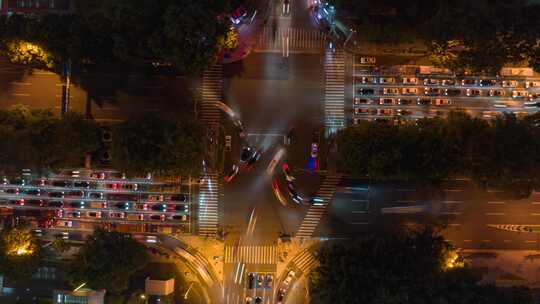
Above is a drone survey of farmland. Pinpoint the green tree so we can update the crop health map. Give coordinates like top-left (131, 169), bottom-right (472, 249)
top-left (0, 227), bottom-right (41, 281)
top-left (310, 227), bottom-right (533, 304)
top-left (111, 114), bottom-right (203, 176)
top-left (51, 239), bottom-right (71, 254)
top-left (67, 229), bottom-right (149, 295)
top-left (149, 0), bottom-right (230, 74)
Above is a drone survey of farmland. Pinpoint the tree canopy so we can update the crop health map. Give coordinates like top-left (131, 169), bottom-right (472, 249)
top-left (67, 229), bottom-right (149, 294)
top-left (0, 105), bottom-right (101, 173)
top-left (338, 111), bottom-right (540, 197)
top-left (0, 0), bottom-right (240, 74)
top-left (111, 113), bottom-right (204, 177)
top-left (330, 0), bottom-right (540, 73)
top-left (0, 227), bottom-right (41, 281)
top-left (310, 227), bottom-right (532, 304)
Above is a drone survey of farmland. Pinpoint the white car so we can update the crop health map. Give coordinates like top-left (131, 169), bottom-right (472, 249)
top-left (359, 76), bottom-right (376, 84)
top-left (502, 80), bottom-right (519, 87)
top-left (512, 90), bottom-right (529, 98)
top-left (401, 87), bottom-right (418, 95)
top-left (379, 77), bottom-right (395, 84)
top-left (402, 77), bottom-right (418, 84)
top-left (525, 81), bottom-right (540, 88)
top-left (359, 57), bottom-right (376, 64)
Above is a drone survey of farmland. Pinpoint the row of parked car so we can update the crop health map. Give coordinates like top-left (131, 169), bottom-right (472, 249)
top-left (354, 97), bottom-right (452, 106)
top-left (56, 209), bottom-right (188, 222)
top-left (356, 76), bottom-right (540, 88)
top-left (0, 186), bottom-right (188, 203)
top-left (357, 86), bottom-right (538, 100)
top-left (1, 198), bottom-right (189, 213)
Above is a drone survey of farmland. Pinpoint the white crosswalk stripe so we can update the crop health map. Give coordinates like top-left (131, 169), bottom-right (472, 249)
top-left (296, 174), bottom-right (342, 238)
top-left (255, 27), bottom-right (326, 53)
top-left (198, 173), bottom-right (220, 235)
top-left (291, 249), bottom-right (319, 274)
top-left (224, 245), bottom-right (278, 264)
top-left (324, 49), bottom-right (345, 133)
top-left (201, 64), bottom-right (222, 126)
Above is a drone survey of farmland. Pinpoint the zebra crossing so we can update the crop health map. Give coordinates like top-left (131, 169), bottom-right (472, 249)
top-left (198, 173), bottom-right (220, 235)
top-left (291, 249), bottom-right (319, 274)
top-left (224, 245), bottom-right (278, 264)
top-left (296, 174), bottom-right (342, 238)
top-left (323, 49), bottom-right (345, 133)
top-left (200, 64), bottom-right (223, 126)
top-left (255, 27), bottom-right (326, 53)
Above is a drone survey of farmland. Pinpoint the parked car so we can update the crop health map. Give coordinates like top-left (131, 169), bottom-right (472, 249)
top-left (512, 90), bottom-right (529, 98)
top-left (379, 77), bottom-right (395, 84)
top-left (359, 76), bottom-right (375, 84)
top-left (424, 87), bottom-right (443, 96)
top-left (441, 79), bottom-right (456, 86)
top-left (402, 77), bottom-right (418, 84)
top-left (525, 81), bottom-right (540, 88)
top-left (489, 89), bottom-right (505, 97)
top-left (502, 80), bottom-right (519, 87)
top-left (432, 98), bottom-right (451, 106)
top-left (354, 108), bottom-right (376, 115)
top-left (396, 109), bottom-right (412, 115)
top-left (378, 108), bottom-right (395, 115)
top-left (417, 98), bottom-right (431, 106)
top-left (398, 98), bottom-right (413, 105)
top-left (359, 57), bottom-right (376, 64)
top-left (479, 79), bottom-right (497, 86)
top-left (353, 97), bottom-right (375, 105)
top-left (401, 87), bottom-right (418, 95)
top-left (423, 78), bottom-right (439, 85)
top-left (445, 89), bottom-right (461, 96)
top-left (379, 98), bottom-right (396, 105)
top-left (357, 88), bottom-right (375, 95)
top-left (383, 87), bottom-right (400, 95)
top-left (466, 89), bottom-right (482, 97)
top-left (461, 79), bottom-right (477, 86)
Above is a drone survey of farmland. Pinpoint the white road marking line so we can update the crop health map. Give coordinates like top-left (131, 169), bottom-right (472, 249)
top-left (463, 239), bottom-right (472, 242)
top-left (487, 201), bottom-right (505, 204)
top-left (444, 189), bottom-right (464, 192)
top-left (485, 212), bottom-right (505, 216)
top-left (443, 201), bottom-right (462, 204)
top-left (10, 93), bottom-right (30, 96)
top-left (532, 202), bottom-right (540, 205)
top-left (350, 222), bottom-right (369, 225)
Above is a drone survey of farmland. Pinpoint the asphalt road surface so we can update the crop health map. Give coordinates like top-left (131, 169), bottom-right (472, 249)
top-left (317, 178), bottom-right (540, 250)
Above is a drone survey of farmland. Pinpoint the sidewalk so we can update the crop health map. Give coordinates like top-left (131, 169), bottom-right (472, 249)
top-left (463, 249), bottom-right (540, 288)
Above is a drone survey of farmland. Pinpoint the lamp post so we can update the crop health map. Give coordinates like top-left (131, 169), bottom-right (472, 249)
top-left (61, 59), bottom-right (72, 117)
